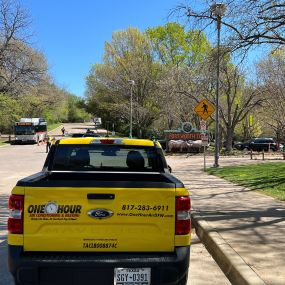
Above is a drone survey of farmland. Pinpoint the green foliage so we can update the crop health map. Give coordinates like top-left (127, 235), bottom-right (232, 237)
top-left (85, 25), bottom-right (212, 138)
top-left (234, 115), bottom-right (263, 140)
top-left (47, 123), bottom-right (62, 132)
top-left (0, 93), bottom-right (21, 132)
top-left (67, 95), bottom-right (90, 123)
top-left (0, 0), bottom-right (92, 131)
top-left (207, 163), bottom-right (285, 201)
top-left (86, 27), bottom-right (160, 138)
top-left (146, 23), bottom-right (210, 66)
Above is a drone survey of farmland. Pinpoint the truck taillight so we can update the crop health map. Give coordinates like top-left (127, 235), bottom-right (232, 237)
top-left (175, 196), bottom-right (191, 235)
top-left (8, 195), bottom-right (24, 234)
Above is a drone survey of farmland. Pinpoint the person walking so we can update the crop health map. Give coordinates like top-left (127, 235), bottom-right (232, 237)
top-left (36, 134), bottom-right (40, 145)
top-left (46, 135), bottom-right (51, 153)
top-left (61, 126), bottom-right (65, 136)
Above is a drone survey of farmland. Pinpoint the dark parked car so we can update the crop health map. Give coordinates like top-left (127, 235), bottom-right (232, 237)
top-left (233, 140), bottom-right (253, 150)
top-left (234, 138), bottom-right (278, 152)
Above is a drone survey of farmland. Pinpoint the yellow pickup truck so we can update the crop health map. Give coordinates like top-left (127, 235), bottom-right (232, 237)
top-left (8, 137), bottom-right (191, 285)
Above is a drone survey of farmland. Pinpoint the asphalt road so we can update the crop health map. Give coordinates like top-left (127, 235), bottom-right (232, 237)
top-left (0, 123), bottom-right (230, 285)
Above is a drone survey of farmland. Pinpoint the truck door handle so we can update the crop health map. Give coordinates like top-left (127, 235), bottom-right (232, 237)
top-left (87, 194), bottom-right (115, 200)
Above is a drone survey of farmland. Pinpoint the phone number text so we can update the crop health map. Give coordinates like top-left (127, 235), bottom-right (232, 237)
top-left (121, 205), bottom-right (169, 211)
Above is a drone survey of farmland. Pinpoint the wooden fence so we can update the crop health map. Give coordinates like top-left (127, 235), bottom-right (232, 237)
top-left (249, 150), bottom-right (285, 160)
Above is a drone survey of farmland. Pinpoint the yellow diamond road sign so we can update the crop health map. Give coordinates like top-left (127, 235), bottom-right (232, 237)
top-left (194, 99), bottom-right (215, 120)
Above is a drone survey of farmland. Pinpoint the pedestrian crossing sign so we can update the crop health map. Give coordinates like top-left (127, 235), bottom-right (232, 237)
top-left (194, 99), bottom-right (215, 120)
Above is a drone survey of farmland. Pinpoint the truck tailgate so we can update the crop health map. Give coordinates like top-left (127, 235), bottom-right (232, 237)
top-left (24, 186), bottom-right (176, 252)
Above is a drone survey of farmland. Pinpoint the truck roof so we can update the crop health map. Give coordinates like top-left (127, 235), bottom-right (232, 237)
top-left (58, 137), bottom-right (160, 147)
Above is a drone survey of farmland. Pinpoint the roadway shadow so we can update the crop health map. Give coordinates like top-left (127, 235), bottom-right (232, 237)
top-left (0, 194), bottom-right (14, 284)
top-left (0, 194), bottom-right (8, 237)
top-left (174, 169), bottom-right (285, 261)
top-left (197, 206), bottom-right (285, 233)
top-left (0, 240), bottom-right (14, 285)
top-left (193, 204), bottom-right (285, 277)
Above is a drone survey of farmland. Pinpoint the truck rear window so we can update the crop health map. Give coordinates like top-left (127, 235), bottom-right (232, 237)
top-left (51, 144), bottom-right (165, 172)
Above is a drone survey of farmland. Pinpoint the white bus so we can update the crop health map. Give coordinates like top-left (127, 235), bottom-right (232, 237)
top-left (14, 118), bottom-right (47, 144)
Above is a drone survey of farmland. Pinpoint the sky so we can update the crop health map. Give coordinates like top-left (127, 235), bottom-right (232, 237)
top-left (21, 0), bottom-right (183, 97)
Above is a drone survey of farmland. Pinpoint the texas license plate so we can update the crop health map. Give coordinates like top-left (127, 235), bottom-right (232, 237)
top-left (114, 268), bottom-right (151, 285)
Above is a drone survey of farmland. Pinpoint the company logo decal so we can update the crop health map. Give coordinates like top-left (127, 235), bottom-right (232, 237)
top-left (88, 209), bottom-right (113, 219)
top-left (27, 202), bottom-right (82, 221)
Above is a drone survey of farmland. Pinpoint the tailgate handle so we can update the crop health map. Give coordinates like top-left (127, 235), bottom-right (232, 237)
top-left (87, 194), bottom-right (115, 200)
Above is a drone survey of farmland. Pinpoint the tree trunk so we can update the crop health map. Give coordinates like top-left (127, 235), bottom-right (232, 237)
top-left (226, 127), bottom-right (234, 151)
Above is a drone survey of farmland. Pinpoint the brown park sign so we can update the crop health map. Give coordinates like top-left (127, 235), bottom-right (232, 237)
top-left (167, 132), bottom-right (202, 140)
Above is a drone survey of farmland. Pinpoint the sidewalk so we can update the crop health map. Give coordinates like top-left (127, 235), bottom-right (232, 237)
top-left (167, 156), bottom-right (285, 285)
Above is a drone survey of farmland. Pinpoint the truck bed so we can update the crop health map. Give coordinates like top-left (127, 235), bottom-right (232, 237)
top-left (17, 171), bottom-right (184, 188)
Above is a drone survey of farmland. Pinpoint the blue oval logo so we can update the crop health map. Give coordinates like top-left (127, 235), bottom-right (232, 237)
top-left (88, 209), bottom-right (113, 219)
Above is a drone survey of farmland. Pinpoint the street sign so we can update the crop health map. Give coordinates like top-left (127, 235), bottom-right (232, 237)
top-left (200, 120), bottom-right (207, 131)
top-left (201, 133), bottom-right (209, 146)
top-left (194, 99), bottom-right (215, 120)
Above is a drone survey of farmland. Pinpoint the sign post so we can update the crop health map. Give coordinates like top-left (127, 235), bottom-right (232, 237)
top-left (200, 120), bottom-right (208, 170)
top-left (195, 100), bottom-right (215, 171)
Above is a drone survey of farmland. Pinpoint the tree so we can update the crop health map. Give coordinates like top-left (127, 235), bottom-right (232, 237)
top-left (86, 27), bottom-right (160, 138)
top-left (146, 22), bottom-right (210, 66)
top-left (0, 42), bottom-right (48, 95)
top-left (146, 23), bottom-right (211, 133)
top-left (156, 64), bottom-right (207, 132)
top-left (20, 82), bottom-right (68, 122)
top-left (218, 65), bottom-right (263, 150)
top-left (67, 95), bottom-right (90, 123)
top-left (175, 1), bottom-right (285, 51)
top-left (174, 48), bottom-right (265, 150)
top-left (0, 92), bottom-right (21, 132)
top-left (0, 0), bottom-right (47, 95)
top-left (256, 50), bottom-right (285, 142)
top-left (0, 0), bottom-right (90, 131)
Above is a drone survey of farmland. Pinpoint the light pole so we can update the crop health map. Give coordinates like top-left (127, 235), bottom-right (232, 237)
top-left (211, 3), bottom-right (226, 168)
top-left (128, 80), bottom-right (135, 138)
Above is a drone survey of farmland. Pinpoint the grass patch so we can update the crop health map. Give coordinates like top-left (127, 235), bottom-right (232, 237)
top-left (47, 123), bottom-right (62, 132)
top-left (207, 162), bottom-right (285, 201)
top-left (0, 141), bottom-right (6, 146)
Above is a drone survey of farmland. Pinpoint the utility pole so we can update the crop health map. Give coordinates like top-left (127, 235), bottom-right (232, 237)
top-left (128, 80), bottom-right (135, 138)
top-left (211, 3), bottom-right (226, 168)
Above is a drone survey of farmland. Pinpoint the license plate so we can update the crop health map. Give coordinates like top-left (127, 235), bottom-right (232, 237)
top-left (114, 268), bottom-right (151, 285)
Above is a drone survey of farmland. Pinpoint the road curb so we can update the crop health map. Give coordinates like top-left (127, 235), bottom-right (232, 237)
top-left (0, 143), bottom-right (10, 148)
top-left (192, 213), bottom-right (267, 285)
top-left (47, 124), bottom-right (63, 134)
